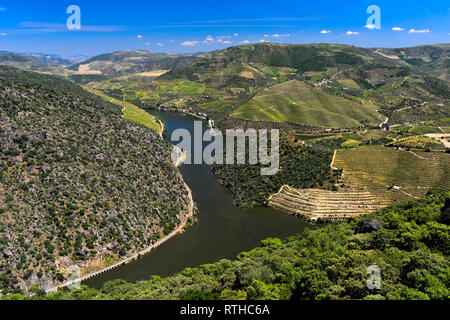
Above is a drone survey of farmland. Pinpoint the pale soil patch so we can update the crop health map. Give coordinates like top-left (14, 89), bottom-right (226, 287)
top-left (425, 133), bottom-right (450, 148)
top-left (375, 50), bottom-right (400, 60)
top-left (76, 64), bottom-right (102, 75)
top-left (135, 70), bottom-right (169, 77)
top-left (239, 71), bottom-right (255, 79)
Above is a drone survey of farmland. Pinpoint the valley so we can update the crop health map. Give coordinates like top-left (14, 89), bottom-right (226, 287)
top-left (0, 42), bottom-right (448, 300)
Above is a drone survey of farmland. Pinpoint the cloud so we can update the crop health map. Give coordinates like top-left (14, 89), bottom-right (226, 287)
top-left (259, 39), bottom-right (268, 43)
top-left (392, 27), bottom-right (404, 31)
top-left (137, 35), bottom-right (143, 38)
top-left (16, 21), bottom-right (125, 33)
top-left (408, 28), bottom-right (431, 33)
top-left (181, 41), bottom-right (198, 46)
top-left (272, 34), bottom-right (280, 38)
top-left (145, 42), bottom-right (150, 46)
top-left (320, 30), bottom-right (331, 34)
top-left (157, 43), bottom-right (164, 47)
top-left (234, 33), bottom-right (238, 36)
top-left (206, 36), bottom-right (214, 41)
top-left (0, 8), bottom-right (6, 12)
top-left (364, 24), bottom-right (376, 30)
top-left (241, 40), bottom-right (250, 43)
top-left (346, 31), bottom-right (359, 35)
top-left (222, 41), bottom-right (232, 44)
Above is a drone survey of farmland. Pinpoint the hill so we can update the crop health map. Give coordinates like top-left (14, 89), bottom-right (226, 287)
top-left (0, 66), bottom-right (191, 294)
top-left (68, 50), bottom-right (200, 78)
top-left (90, 43), bottom-right (448, 127)
top-left (6, 192), bottom-right (449, 300)
top-left (0, 52), bottom-right (74, 76)
top-left (232, 80), bottom-right (384, 127)
top-left (377, 44), bottom-right (449, 82)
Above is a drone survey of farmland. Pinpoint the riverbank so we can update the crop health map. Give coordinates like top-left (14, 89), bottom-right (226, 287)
top-left (82, 110), bottom-right (309, 289)
top-left (46, 168), bottom-right (195, 293)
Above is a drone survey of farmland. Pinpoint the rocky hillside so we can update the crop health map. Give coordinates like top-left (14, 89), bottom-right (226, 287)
top-left (0, 66), bottom-right (192, 294)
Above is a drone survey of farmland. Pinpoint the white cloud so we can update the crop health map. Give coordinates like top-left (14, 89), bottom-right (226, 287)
top-left (157, 43), bottom-right (163, 47)
top-left (392, 27), bottom-right (404, 31)
top-left (137, 35), bottom-right (143, 38)
top-left (234, 33), bottom-right (238, 36)
top-left (181, 41), bottom-right (198, 46)
top-left (223, 40), bottom-right (232, 44)
top-left (259, 39), bottom-right (268, 43)
top-left (145, 42), bottom-right (150, 46)
top-left (206, 36), bottom-right (214, 41)
top-left (346, 31), bottom-right (359, 35)
top-left (0, 33), bottom-right (7, 36)
top-left (272, 34), bottom-right (280, 38)
top-left (364, 24), bottom-right (376, 30)
top-left (320, 30), bottom-right (331, 34)
top-left (408, 28), bottom-right (431, 33)
top-left (241, 40), bottom-right (250, 43)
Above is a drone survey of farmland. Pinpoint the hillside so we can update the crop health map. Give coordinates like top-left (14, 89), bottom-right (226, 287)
top-left (0, 66), bottom-right (191, 294)
top-left (7, 192), bottom-right (449, 300)
top-left (0, 52), bottom-right (79, 77)
top-left (87, 43), bottom-right (449, 127)
top-left (232, 80), bottom-right (384, 127)
top-left (68, 50), bottom-right (200, 78)
top-left (377, 44), bottom-right (449, 81)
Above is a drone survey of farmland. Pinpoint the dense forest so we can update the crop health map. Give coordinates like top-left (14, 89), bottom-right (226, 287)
top-left (4, 191), bottom-right (448, 300)
top-left (0, 66), bottom-right (192, 294)
top-left (212, 135), bottom-right (341, 209)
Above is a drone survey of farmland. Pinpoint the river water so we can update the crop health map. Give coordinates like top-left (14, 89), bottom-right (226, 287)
top-left (84, 111), bottom-right (309, 288)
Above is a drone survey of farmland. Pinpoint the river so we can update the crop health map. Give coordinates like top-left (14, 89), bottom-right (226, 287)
top-left (84, 111), bottom-right (310, 289)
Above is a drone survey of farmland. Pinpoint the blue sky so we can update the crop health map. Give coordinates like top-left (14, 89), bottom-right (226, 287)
top-left (0, 0), bottom-right (448, 57)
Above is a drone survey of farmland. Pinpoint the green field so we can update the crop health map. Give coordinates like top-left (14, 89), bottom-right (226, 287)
top-left (231, 80), bottom-right (384, 128)
top-left (85, 87), bottom-right (161, 133)
top-left (334, 145), bottom-right (450, 203)
top-left (393, 125), bottom-right (445, 135)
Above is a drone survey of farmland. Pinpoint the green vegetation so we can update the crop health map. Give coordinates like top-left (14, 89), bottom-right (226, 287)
top-left (0, 66), bottom-right (191, 294)
top-left (68, 50), bottom-right (200, 78)
top-left (85, 87), bottom-right (161, 132)
top-left (334, 145), bottom-right (450, 203)
top-left (232, 80), bottom-right (384, 128)
top-left (6, 192), bottom-right (449, 300)
top-left (341, 139), bottom-right (363, 148)
top-left (212, 135), bottom-right (340, 209)
top-left (80, 44), bottom-right (448, 128)
top-left (379, 44), bottom-right (450, 81)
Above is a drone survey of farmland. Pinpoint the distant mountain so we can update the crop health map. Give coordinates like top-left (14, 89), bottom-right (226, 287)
top-left (151, 43), bottom-right (449, 125)
top-left (0, 66), bottom-right (191, 294)
top-left (0, 52), bottom-right (72, 75)
top-left (377, 44), bottom-right (449, 82)
top-left (68, 50), bottom-right (201, 77)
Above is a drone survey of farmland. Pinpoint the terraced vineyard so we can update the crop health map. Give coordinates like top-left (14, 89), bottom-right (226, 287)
top-left (232, 80), bottom-right (384, 128)
top-left (269, 186), bottom-right (387, 221)
top-left (333, 145), bottom-right (450, 203)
